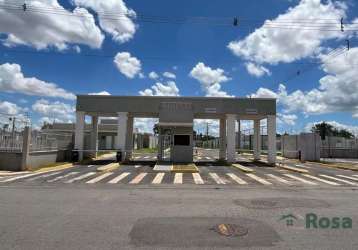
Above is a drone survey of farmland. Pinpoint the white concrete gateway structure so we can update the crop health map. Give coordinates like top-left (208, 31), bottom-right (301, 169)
top-left (75, 96), bottom-right (277, 164)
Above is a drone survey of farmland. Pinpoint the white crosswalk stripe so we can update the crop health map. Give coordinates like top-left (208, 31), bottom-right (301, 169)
top-left (319, 175), bottom-right (358, 186)
top-left (0, 172), bottom-right (44, 183)
top-left (143, 156), bottom-right (150, 159)
top-left (26, 171), bottom-right (61, 181)
top-left (336, 175), bottom-right (358, 181)
top-left (174, 173), bottom-right (183, 184)
top-left (47, 172), bottom-right (79, 183)
top-left (205, 157), bottom-right (212, 160)
top-left (265, 174), bottom-right (291, 185)
top-left (302, 174), bottom-right (341, 186)
top-left (209, 173), bottom-right (226, 184)
top-left (129, 173), bottom-right (147, 184)
top-left (246, 173), bottom-right (272, 185)
top-left (64, 172), bottom-right (96, 183)
top-left (192, 173), bottom-right (204, 184)
top-left (226, 173), bottom-right (247, 184)
top-left (86, 172), bottom-right (113, 184)
top-left (152, 173), bottom-right (165, 184)
top-left (283, 174), bottom-right (317, 185)
top-left (196, 156), bottom-right (202, 160)
top-left (108, 172), bottom-right (130, 184)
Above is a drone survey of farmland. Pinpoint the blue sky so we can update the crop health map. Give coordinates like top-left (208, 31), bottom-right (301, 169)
top-left (0, 0), bottom-right (358, 135)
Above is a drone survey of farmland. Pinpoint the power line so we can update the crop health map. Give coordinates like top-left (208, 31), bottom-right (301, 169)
top-left (1, 3), bottom-right (358, 30)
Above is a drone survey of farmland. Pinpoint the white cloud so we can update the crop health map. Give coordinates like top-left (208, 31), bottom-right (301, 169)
top-left (0, 63), bottom-right (75, 100)
top-left (194, 119), bottom-right (219, 137)
top-left (228, 0), bottom-right (346, 65)
top-left (134, 118), bottom-right (158, 134)
top-left (189, 62), bottom-right (233, 97)
top-left (88, 91), bottom-right (111, 95)
top-left (139, 81), bottom-right (179, 96)
top-left (149, 71), bottom-right (159, 80)
top-left (304, 121), bottom-right (358, 137)
top-left (32, 99), bottom-right (75, 122)
top-left (277, 113), bottom-right (297, 126)
top-left (163, 71), bottom-right (176, 79)
top-left (0, 100), bottom-right (22, 115)
top-left (245, 62), bottom-right (271, 77)
top-left (250, 87), bottom-right (278, 99)
top-left (114, 52), bottom-right (142, 79)
top-left (0, 0), bottom-right (104, 50)
top-left (250, 47), bottom-right (358, 118)
top-left (73, 0), bottom-right (137, 44)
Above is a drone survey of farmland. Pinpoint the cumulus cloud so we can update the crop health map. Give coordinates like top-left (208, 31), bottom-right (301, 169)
top-left (245, 62), bottom-right (271, 77)
top-left (0, 63), bottom-right (75, 100)
top-left (0, 0), bottom-right (104, 50)
top-left (134, 118), bottom-right (158, 134)
top-left (189, 62), bottom-right (233, 97)
top-left (0, 100), bottom-right (23, 115)
top-left (73, 0), bottom-right (137, 44)
top-left (139, 81), bottom-right (179, 96)
top-left (251, 47), bottom-right (358, 118)
top-left (32, 99), bottom-right (75, 122)
top-left (277, 113), bottom-right (298, 126)
top-left (228, 0), bottom-right (346, 65)
top-left (163, 71), bottom-right (176, 79)
top-left (114, 52), bottom-right (142, 79)
top-left (88, 91), bottom-right (111, 95)
top-left (148, 71), bottom-right (159, 80)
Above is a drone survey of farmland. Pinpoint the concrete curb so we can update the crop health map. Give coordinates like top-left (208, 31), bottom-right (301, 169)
top-left (33, 163), bottom-right (74, 173)
top-left (232, 164), bottom-right (255, 173)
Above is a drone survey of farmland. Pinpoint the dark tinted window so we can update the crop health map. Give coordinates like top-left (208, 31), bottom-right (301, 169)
top-left (174, 135), bottom-right (190, 146)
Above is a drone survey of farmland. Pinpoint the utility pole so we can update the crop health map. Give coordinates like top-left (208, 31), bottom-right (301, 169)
top-left (206, 122), bottom-right (209, 148)
top-left (11, 117), bottom-right (16, 149)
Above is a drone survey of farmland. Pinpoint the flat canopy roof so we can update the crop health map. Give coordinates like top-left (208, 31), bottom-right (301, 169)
top-left (76, 95), bottom-right (276, 119)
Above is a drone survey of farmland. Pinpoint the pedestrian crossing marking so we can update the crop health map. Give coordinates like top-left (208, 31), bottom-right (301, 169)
top-left (26, 171), bottom-right (61, 181)
top-left (209, 173), bottom-right (226, 184)
top-left (174, 173), bottom-right (183, 184)
top-left (47, 172), bottom-right (79, 183)
top-left (302, 174), bottom-right (341, 186)
top-left (0, 172), bottom-right (44, 183)
top-left (319, 175), bottom-right (358, 186)
top-left (265, 174), bottom-right (291, 185)
top-left (86, 172), bottom-right (113, 184)
top-left (226, 173), bottom-right (247, 184)
top-left (152, 173), bottom-right (165, 184)
top-left (205, 157), bottom-right (212, 160)
top-left (192, 173), bottom-right (204, 184)
top-left (65, 172), bottom-right (96, 183)
top-left (129, 173), bottom-right (147, 184)
top-left (283, 174), bottom-right (317, 185)
top-left (196, 156), bottom-right (202, 160)
top-left (108, 172), bottom-right (130, 184)
top-left (143, 156), bottom-right (150, 159)
top-left (246, 174), bottom-right (272, 185)
top-left (336, 175), bottom-right (358, 181)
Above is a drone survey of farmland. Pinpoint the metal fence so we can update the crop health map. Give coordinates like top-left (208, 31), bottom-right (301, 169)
top-left (30, 131), bottom-right (73, 152)
top-left (0, 114), bottom-right (29, 152)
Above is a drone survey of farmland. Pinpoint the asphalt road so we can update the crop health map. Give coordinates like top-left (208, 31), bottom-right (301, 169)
top-left (1, 151), bottom-right (358, 250)
top-left (1, 184), bottom-right (358, 250)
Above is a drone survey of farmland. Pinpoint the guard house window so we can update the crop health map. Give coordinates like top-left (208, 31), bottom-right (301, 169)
top-left (174, 135), bottom-right (190, 146)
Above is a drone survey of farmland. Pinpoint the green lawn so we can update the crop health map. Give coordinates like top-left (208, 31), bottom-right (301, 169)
top-left (134, 148), bottom-right (158, 154)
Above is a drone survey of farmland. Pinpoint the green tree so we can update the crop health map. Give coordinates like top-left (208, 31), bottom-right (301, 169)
top-left (311, 122), bottom-right (354, 139)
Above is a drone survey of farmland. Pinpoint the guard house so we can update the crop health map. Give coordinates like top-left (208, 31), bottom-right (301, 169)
top-left (75, 96), bottom-right (277, 164)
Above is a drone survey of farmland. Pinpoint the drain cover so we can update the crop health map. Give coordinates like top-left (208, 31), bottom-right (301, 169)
top-left (211, 224), bottom-right (248, 237)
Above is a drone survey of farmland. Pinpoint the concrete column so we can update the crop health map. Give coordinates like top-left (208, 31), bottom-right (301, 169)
top-left (75, 111), bottom-right (85, 161)
top-left (117, 112), bottom-right (128, 161)
top-left (125, 114), bottom-right (134, 161)
top-left (267, 115), bottom-right (277, 165)
top-left (219, 117), bottom-right (227, 160)
top-left (90, 116), bottom-right (98, 158)
top-left (237, 120), bottom-right (241, 151)
top-left (253, 119), bottom-right (261, 160)
top-left (226, 114), bottom-right (236, 163)
top-left (21, 126), bottom-right (30, 170)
